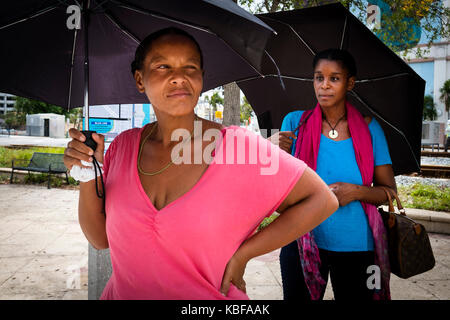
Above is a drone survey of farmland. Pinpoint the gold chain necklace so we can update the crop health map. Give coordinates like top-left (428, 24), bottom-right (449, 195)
top-left (138, 116), bottom-right (197, 176)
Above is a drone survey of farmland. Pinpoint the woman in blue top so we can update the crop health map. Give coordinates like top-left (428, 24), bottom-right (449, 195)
top-left (268, 49), bottom-right (397, 300)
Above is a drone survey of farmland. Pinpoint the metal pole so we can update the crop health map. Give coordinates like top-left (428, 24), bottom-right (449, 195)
top-left (82, 1), bottom-right (113, 299)
top-left (83, 0), bottom-right (90, 130)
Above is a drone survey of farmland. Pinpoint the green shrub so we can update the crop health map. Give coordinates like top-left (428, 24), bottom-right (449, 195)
top-left (410, 185), bottom-right (439, 199)
top-left (0, 146), bottom-right (65, 168)
top-left (258, 213), bottom-right (279, 231)
top-left (398, 183), bottom-right (450, 212)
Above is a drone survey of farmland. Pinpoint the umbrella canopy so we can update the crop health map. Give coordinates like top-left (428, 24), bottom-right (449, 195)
top-left (0, 0), bottom-right (274, 109)
top-left (238, 3), bottom-right (425, 176)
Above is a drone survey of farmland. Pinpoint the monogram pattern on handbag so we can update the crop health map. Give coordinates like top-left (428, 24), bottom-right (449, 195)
top-left (378, 187), bottom-right (435, 279)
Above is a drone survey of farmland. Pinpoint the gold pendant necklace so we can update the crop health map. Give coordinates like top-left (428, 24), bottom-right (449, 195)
top-left (138, 115), bottom-right (198, 176)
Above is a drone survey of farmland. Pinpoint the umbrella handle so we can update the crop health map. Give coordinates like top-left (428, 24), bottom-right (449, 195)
top-left (292, 109), bottom-right (314, 134)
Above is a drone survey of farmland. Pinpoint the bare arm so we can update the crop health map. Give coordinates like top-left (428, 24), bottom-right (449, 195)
top-left (267, 131), bottom-right (297, 154)
top-left (64, 129), bottom-right (109, 250)
top-left (220, 167), bottom-right (338, 295)
top-left (329, 164), bottom-right (396, 207)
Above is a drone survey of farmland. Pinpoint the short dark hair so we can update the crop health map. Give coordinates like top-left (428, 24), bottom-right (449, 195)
top-left (131, 27), bottom-right (204, 75)
top-left (313, 49), bottom-right (357, 78)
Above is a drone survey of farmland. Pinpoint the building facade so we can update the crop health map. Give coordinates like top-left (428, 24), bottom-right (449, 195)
top-left (404, 7), bottom-right (450, 123)
top-left (367, 0), bottom-right (449, 145)
top-left (0, 92), bottom-right (15, 115)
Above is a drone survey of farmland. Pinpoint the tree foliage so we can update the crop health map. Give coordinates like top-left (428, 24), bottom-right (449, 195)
top-left (15, 97), bottom-right (69, 116)
top-left (240, 96), bottom-right (255, 123)
top-left (440, 79), bottom-right (450, 112)
top-left (423, 94), bottom-right (437, 121)
top-left (4, 111), bottom-right (26, 129)
top-left (9, 97), bottom-right (82, 128)
top-left (239, 0), bottom-right (450, 56)
top-left (204, 90), bottom-right (224, 112)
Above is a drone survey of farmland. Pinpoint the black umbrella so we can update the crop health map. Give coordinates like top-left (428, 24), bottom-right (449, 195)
top-left (238, 3), bottom-right (425, 176)
top-left (0, 0), bottom-right (274, 128)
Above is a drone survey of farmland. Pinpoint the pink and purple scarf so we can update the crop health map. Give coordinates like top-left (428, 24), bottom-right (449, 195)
top-left (294, 102), bottom-right (391, 300)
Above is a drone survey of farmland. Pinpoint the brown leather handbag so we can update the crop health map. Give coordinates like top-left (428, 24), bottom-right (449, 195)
top-left (378, 186), bottom-right (435, 279)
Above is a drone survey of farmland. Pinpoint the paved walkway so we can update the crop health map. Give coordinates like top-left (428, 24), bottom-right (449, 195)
top-left (0, 134), bottom-right (71, 148)
top-left (0, 184), bottom-right (449, 300)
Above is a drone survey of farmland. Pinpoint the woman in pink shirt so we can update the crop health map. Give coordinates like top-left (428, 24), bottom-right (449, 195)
top-left (63, 27), bottom-right (338, 300)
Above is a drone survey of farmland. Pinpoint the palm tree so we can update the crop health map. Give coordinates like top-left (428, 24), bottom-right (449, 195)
top-left (440, 79), bottom-right (450, 112)
top-left (423, 95), bottom-right (437, 121)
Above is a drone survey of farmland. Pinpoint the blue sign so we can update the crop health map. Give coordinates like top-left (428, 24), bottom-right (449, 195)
top-left (82, 118), bottom-right (114, 133)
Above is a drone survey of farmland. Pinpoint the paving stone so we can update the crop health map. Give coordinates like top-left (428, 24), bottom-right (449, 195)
top-left (247, 285), bottom-right (283, 300)
top-left (0, 184), bottom-right (449, 300)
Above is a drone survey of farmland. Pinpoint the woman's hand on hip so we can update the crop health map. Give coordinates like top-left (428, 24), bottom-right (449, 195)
top-left (220, 252), bottom-right (248, 296)
top-left (267, 131), bottom-right (296, 154)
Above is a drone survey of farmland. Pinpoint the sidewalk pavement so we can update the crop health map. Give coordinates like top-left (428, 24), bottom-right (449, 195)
top-left (0, 134), bottom-right (71, 148)
top-left (0, 184), bottom-right (449, 300)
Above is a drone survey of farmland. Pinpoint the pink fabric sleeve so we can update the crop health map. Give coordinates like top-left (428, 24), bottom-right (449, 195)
top-left (102, 136), bottom-right (117, 182)
top-left (218, 127), bottom-right (308, 224)
top-left (250, 129), bottom-right (308, 216)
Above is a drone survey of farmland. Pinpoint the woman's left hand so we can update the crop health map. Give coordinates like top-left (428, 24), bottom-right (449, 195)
top-left (220, 253), bottom-right (248, 296)
top-left (328, 182), bottom-right (357, 207)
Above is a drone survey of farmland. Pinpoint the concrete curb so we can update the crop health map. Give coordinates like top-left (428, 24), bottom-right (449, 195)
top-left (378, 206), bottom-right (450, 235)
top-left (404, 208), bottom-right (450, 235)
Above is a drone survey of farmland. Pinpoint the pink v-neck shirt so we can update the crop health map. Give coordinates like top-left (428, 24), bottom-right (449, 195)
top-left (99, 125), bottom-right (306, 300)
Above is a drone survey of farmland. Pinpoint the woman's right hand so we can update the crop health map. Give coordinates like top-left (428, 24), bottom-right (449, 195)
top-left (64, 128), bottom-right (105, 170)
top-left (267, 131), bottom-right (296, 154)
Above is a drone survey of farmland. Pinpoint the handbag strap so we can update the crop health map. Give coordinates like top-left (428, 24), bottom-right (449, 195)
top-left (380, 186), bottom-right (406, 216)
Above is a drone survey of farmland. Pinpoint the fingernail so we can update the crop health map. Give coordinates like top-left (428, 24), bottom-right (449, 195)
top-left (89, 150), bottom-right (93, 155)
top-left (89, 157), bottom-right (93, 162)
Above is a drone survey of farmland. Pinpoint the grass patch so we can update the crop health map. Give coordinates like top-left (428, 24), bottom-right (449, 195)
top-left (257, 183), bottom-right (450, 231)
top-left (0, 146), bottom-right (79, 189)
top-left (258, 213), bottom-right (279, 231)
top-left (0, 146), bottom-right (65, 168)
top-left (397, 183), bottom-right (450, 212)
top-left (22, 172), bottom-right (79, 188)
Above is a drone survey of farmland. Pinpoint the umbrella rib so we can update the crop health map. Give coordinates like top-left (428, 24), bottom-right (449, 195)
top-left (67, 28), bottom-right (78, 110)
top-left (355, 73), bottom-right (410, 83)
top-left (236, 74), bottom-right (313, 84)
top-left (264, 51), bottom-right (286, 90)
top-left (260, 16), bottom-right (316, 56)
top-left (236, 75), bottom-right (265, 84)
top-left (237, 73), bottom-right (409, 84)
top-left (340, 15), bottom-right (348, 50)
top-left (112, 0), bottom-right (264, 78)
top-left (91, 0), bottom-right (110, 12)
top-left (103, 11), bottom-right (140, 44)
top-left (348, 90), bottom-right (421, 170)
top-left (113, 1), bottom-right (215, 35)
top-left (92, 0), bottom-right (140, 43)
top-left (0, 5), bottom-right (58, 30)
